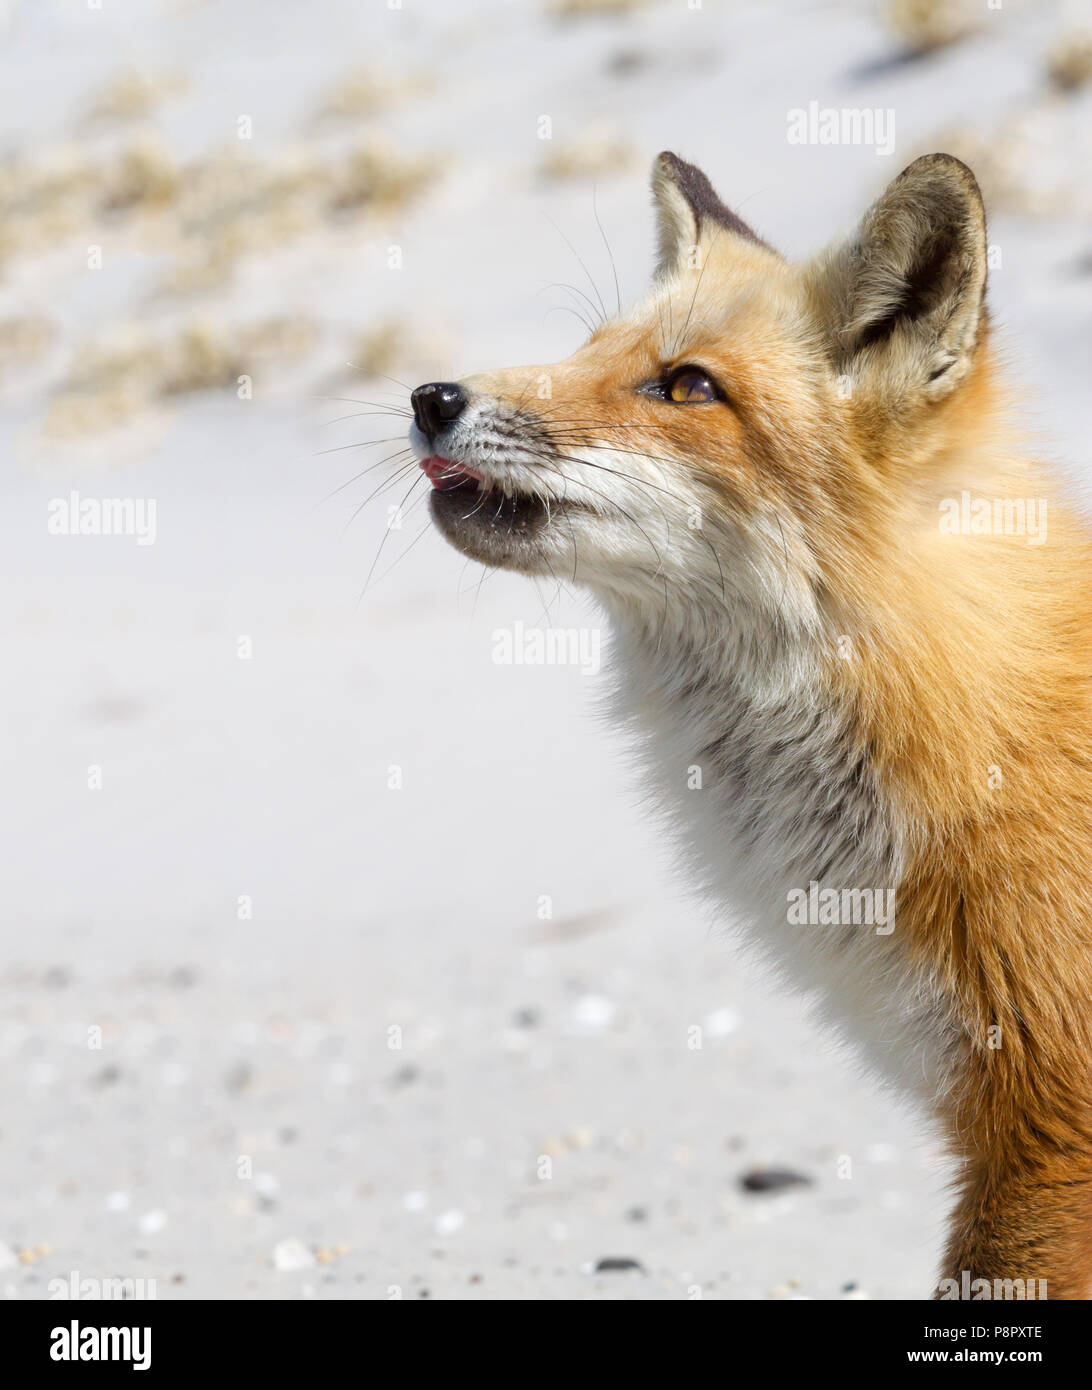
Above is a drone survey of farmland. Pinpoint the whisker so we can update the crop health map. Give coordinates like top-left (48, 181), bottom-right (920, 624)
top-left (544, 214), bottom-right (608, 326)
top-left (470, 561), bottom-right (497, 620)
top-left (539, 279), bottom-right (603, 321)
top-left (322, 410), bottom-right (415, 427)
top-left (344, 459), bottom-right (420, 531)
top-left (359, 472), bottom-right (428, 601)
top-left (314, 395), bottom-right (413, 413)
top-left (317, 447), bottom-right (416, 507)
top-left (316, 434), bottom-right (410, 457)
top-left (545, 304), bottom-right (598, 337)
top-left (592, 185), bottom-right (622, 318)
top-left (371, 516), bottom-right (434, 587)
top-left (371, 370), bottom-right (415, 393)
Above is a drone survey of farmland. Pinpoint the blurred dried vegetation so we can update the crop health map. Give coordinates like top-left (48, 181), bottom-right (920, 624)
top-left (3, 9), bottom-right (1089, 443)
top-left (885, 0), bottom-right (979, 54)
top-left (1, 61), bottom-right (435, 438)
top-left (1046, 29), bottom-right (1092, 93)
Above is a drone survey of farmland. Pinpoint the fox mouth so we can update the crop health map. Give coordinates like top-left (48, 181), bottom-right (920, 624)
top-left (420, 456), bottom-right (485, 493)
top-left (422, 454), bottom-right (560, 569)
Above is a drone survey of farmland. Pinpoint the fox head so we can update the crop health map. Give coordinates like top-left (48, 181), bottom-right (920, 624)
top-left (410, 151), bottom-right (989, 641)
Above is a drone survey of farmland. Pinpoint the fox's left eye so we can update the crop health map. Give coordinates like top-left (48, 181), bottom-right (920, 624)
top-left (667, 368), bottom-right (718, 403)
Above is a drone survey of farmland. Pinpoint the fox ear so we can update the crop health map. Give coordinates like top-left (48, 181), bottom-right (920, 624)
top-left (651, 151), bottom-right (769, 278)
top-left (812, 154), bottom-right (987, 401)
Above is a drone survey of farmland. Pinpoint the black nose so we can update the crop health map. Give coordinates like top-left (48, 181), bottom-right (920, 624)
top-left (411, 381), bottom-right (468, 441)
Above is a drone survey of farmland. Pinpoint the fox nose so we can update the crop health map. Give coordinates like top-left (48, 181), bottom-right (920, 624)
top-left (411, 381), bottom-right (468, 441)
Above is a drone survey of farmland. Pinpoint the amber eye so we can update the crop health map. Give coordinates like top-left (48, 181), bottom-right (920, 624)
top-left (667, 369), bottom-right (718, 403)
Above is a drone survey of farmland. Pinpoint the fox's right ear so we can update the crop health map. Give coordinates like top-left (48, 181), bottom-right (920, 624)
top-left (651, 151), bottom-right (769, 279)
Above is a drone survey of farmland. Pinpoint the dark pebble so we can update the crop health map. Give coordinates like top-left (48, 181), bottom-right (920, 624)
top-left (594, 1257), bottom-right (645, 1273)
top-left (740, 1167), bottom-right (813, 1194)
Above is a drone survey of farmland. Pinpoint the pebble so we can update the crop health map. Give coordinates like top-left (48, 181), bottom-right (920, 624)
top-left (703, 1006), bottom-right (741, 1038)
top-left (272, 1238), bottom-right (315, 1272)
top-left (740, 1168), bottom-right (812, 1194)
top-left (594, 1256), bottom-right (645, 1273)
top-left (570, 994), bottom-right (616, 1034)
top-left (434, 1209), bottom-right (464, 1236)
top-left (105, 1190), bottom-right (130, 1212)
top-left (138, 1210), bottom-right (168, 1234)
top-left (0, 1244), bottom-right (17, 1271)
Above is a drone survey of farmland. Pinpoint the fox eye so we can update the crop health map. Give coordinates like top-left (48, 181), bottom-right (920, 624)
top-left (666, 368), bottom-right (718, 403)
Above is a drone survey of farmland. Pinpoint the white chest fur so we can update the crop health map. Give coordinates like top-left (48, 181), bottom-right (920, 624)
top-left (607, 618), bottom-right (953, 1105)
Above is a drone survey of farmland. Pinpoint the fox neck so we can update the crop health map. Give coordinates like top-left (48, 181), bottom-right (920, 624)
top-left (600, 590), bottom-right (956, 1101)
top-left (603, 595), bottom-right (882, 895)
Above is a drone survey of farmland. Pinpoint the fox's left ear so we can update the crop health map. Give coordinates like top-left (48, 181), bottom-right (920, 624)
top-left (809, 154), bottom-right (987, 402)
top-left (651, 151), bottom-right (770, 278)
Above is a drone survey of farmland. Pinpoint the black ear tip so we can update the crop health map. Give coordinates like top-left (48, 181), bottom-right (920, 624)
top-left (651, 151), bottom-right (774, 256)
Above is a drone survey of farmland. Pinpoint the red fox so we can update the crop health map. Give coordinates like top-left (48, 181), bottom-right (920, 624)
top-left (409, 152), bottom-right (1092, 1299)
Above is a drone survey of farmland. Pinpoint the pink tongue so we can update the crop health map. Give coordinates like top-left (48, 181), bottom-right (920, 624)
top-left (421, 457), bottom-right (480, 491)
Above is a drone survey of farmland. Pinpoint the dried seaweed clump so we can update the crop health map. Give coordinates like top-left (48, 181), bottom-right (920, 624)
top-left (885, 0), bottom-right (979, 54)
top-left (45, 316), bottom-right (316, 436)
top-left (1046, 31), bottom-right (1092, 93)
